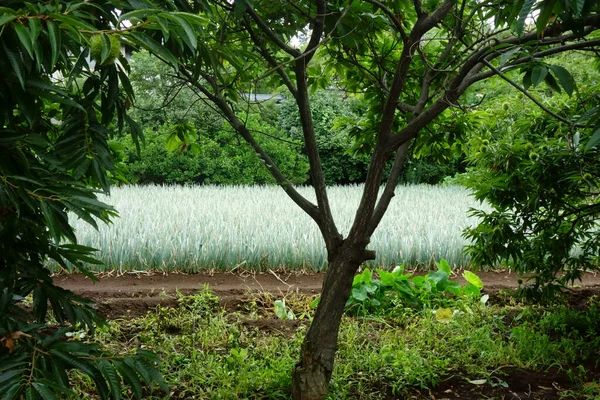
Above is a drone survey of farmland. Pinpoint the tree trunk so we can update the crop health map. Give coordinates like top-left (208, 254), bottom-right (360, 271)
top-left (291, 247), bottom-right (365, 400)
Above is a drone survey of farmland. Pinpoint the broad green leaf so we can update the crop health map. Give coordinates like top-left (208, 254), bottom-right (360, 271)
top-left (273, 299), bottom-right (288, 319)
top-left (436, 259), bottom-right (451, 275)
top-left (353, 268), bottom-right (372, 285)
top-left (544, 72), bottom-right (561, 93)
top-left (351, 285), bottom-right (368, 301)
top-left (427, 270), bottom-right (449, 290)
top-left (0, 14), bottom-right (16, 27)
top-left (531, 65), bottom-right (548, 86)
top-left (462, 271), bottom-right (483, 288)
top-left (549, 64), bottom-right (576, 96)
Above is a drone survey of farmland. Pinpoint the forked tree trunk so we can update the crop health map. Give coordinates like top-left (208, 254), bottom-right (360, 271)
top-left (291, 247), bottom-right (365, 400)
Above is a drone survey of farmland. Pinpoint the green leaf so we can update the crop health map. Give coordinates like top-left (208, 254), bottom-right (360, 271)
top-left (516, 0), bottom-right (535, 35)
top-left (436, 259), bottom-right (451, 275)
top-left (29, 18), bottom-right (42, 47)
top-left (427, 270), bottom-right (449, 290)
top-left (129, 32), bottom-right (179, 68)
top-left (234, 0), bottom-right (253, 18)
top-left (273, 299), bottom-right (289, 319)
top-left (531, 65), bottom-right (548, 86)
top-left (97, 360), bottom-right (121, 400)
top-left (40, 200), bottom-right (61, 243)
top-left (462, 271), bottom-right (483, 289)
top-left (0, 14), bottom-right (16, 27)
top-left (13, 23), bottom-right (34, 59)
top-left (351, 285), bottom-right (368, 301)
top-left (549, 65), bottom-right (576, 96)
top-left (164, 14), bottom-right (197, 50)
top-left (46, 22), bottom-right (61, 69)
top-left (584, 126), bottom-right (600, 150)
top-left (544, 72), bottom-right (561, 93)
top-left (1, 382), bottom-right (23, 400)
top-left (0, 370), bottom-right (21, 385)
top-left (31, 383), bottom-right (58, 400)
top-left (114, 361), bottom-right (143, 400)
top-left (118, 9), bottom-right (159, 23)
top-left (536, 0), bottom-right (557, 35)
top-left (3, 42), bottom-right (25, 88)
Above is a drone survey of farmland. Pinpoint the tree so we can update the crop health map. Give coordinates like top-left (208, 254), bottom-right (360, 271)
top-left (144, 1), bottom-right (600, 398)
top-left (461, 53), bottom-right (600, 300)
top-left (0, 1), bottom-right (203, 397)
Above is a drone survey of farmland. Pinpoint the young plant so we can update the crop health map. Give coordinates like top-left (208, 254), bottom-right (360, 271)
top-left (345, 259), bottom-right (484, 314)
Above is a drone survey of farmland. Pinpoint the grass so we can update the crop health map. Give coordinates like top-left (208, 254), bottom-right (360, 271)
top-left (66, 184), bottom-right (489, 272)
top-left (75, 289), bottom-right (600, 399)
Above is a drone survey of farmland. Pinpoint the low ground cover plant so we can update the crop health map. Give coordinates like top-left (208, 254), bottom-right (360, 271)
top-left (71, 288), bottom-right (600, 399)
top-left (345, 259), bottom-right (484, 315)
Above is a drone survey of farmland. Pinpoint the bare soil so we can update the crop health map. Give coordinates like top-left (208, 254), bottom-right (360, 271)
top-left (54, 270), bottom-right (600, 319)
top-left (53, 270), bottom-right (600, 399)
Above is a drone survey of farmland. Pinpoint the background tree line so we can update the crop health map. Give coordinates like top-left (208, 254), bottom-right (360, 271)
top-left (113, 51), bottom-right (462, 185)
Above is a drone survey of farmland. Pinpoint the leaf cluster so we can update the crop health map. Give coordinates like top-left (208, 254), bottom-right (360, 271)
top-left (345, 259), bottom-right (484, 315)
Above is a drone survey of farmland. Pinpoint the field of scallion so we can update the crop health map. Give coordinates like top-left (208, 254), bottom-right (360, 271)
top-left (65, 184), bottom-right (489, 272)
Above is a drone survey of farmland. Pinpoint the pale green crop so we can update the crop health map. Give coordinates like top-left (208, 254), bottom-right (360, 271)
top-left (66, 184), bottom-right (488, 272)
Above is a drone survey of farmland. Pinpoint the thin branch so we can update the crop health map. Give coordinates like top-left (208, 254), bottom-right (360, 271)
top-left (366, 141), bottom-right (410, 237)
top-left (243, 18), bottom-right (298, 97)
top-left (246, 7), bottom-right (300, 57)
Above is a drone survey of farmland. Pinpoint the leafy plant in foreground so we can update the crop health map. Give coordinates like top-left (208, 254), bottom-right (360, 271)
top-left (345, 260), bottom-right (484, 314)
top-left (0, 1), bottom-right (208, 397)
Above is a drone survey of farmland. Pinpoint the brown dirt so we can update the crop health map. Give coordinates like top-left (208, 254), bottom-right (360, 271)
top-left (53, 270), bottom-right (600, 399)
top-left (53, 270), bottom-right (600, 319)
top-left (404, 365), bottom-right (600, 399)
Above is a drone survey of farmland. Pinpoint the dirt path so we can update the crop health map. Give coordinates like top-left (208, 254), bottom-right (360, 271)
top-left (54, 270), bottom-right (600, 318)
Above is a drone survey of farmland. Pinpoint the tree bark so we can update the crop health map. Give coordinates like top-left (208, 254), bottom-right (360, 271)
top-left (291, 245), bottom-right (371, 400)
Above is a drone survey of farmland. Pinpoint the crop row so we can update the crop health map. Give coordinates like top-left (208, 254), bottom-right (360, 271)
top-left (66, 184), bottom-right (488, 272)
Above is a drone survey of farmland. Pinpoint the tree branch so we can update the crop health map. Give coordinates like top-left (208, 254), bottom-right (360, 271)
top-left (366, 141), bottom-right (410, 237)
top-left (246, 7), bottom-right (301, 57)
top-left (243, 18), bottom-right (299, 97)
top-left (178, 69), bottom-right (321, 224)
